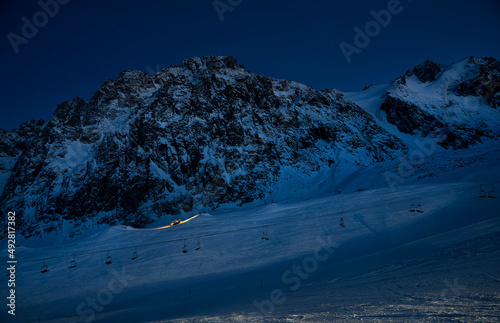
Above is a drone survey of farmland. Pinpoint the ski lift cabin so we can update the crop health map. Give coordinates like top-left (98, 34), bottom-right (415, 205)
top-left (105, 251), bottom-right (112, 265)
top-left (488, 184), bottom-right (497, 198)
top-left (195, 237), bottom-right (201, 251)
top-left (40, 259), bottom-right (48, 273)
top-left (68, 256), bottom-right (77, 269)
top-left (479, 184), bottom-right (487, 198)
top-left (261, 226), bottom-right (269, 240)
top-left (409, 200), bottom-right (416, 212)
top-left (416, 199), bottom-right (423, 213)
top-left (131, 247), bottom-right (138, 260)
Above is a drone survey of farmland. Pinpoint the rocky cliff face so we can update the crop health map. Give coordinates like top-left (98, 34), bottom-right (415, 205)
top-left (405, 59), bottom-right (444, 83)
top-left (378, 57), bottom-right (500, 149)
top-left (2, 56), bottom-right (499, 238)
top-left (453, 57), bottom-right (500, 108)
top-left (0, 56), bottom-right (408, 238)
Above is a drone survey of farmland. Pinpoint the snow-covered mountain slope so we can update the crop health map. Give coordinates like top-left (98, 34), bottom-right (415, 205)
top-left (1, 56), bottom-right (499, 240)
top-left (345, 57), bottom-right (500, 150)
top-left (1, 143), bottom-right (499, 322)
top-left (0, 55), bottom-right (499, 322)
top-left (0, 56), bottom-right (408, 238)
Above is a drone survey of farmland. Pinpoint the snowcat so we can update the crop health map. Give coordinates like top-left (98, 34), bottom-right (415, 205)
top-left (171, 219), bottom-right (182, 226)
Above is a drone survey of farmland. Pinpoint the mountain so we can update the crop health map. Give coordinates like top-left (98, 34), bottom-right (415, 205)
top-left (346, 57), bottom-right (500, 150)
top-left (0, 56), bottom-right (408, 238)
top-left (1, 55), bottom-right (499, 238)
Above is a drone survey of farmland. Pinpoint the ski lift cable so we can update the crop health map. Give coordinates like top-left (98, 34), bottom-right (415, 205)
top-left (2, 183), bottom-right (478, 266)
top-left (1, 183), bottom-right (482, 266)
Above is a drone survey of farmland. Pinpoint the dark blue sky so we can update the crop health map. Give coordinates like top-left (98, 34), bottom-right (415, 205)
top-left (1, 0), bottom-right (499, 130)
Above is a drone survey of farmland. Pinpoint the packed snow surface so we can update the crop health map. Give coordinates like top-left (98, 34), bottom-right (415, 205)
top-left (1, 143), bottom-right (499, 322)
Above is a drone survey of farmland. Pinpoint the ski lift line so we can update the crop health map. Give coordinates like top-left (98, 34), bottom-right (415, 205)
top-left (1, 183), bottom-right (479, 267)
top-left (0, 182), bottom-right (485, 266)
top-left (1, 183), bottom-right (479, 266)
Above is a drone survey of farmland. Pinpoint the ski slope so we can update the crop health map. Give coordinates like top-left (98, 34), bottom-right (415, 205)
top-left (1, 145), bottom-right (500, 322)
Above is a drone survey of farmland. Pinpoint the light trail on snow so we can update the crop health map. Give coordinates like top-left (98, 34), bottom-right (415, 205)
top-left (130, 213), bottom-right (201, 231)
top-left (1, 181), bottom-right (489, 268)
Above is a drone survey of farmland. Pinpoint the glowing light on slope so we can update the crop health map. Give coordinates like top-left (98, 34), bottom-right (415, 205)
top-left (145, 213), bottom-right (201, 231)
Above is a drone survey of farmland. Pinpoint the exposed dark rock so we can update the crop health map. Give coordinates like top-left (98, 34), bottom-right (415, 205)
top-left (453, 57), bottom-right (500, 108)
top-left (406, 59), bottom-right (443, 83)
top-left (2, 55), bottom-right (498, 239)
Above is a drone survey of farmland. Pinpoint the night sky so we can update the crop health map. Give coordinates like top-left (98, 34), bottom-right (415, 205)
top-left (1, 0), bottom-right (499, 130)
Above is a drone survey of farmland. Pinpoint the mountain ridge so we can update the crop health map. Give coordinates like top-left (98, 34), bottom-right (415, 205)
top-left (1, 55), bottom-right (499, 238)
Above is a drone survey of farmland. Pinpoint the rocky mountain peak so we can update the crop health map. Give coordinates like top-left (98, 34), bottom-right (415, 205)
top-left (372, 56), bottom-right (500, 149)
top-left (15, 118), bottom-right (46, 136)
top-left (0, 56), bottom-right (409, 238)
top-left (1, 55), bottom-right (498, 239)
top-left (407, 59), bottom-right (443, 83)
top-left (181, 55), bottom-right (242, 71)
top-left (117, 69), bottom-right (151, 82)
